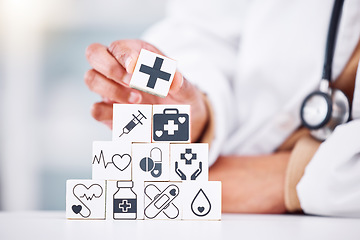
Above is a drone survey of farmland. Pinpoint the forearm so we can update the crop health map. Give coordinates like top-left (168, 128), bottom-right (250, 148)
top-left (209, 152), bottom-right (290, 213)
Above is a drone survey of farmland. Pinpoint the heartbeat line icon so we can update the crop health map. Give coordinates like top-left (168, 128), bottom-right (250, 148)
top-left (92, 150), bottom-right (132, 171)
top-left (92, 150), bottom-right (113, 169)
top-left (79, 193), bottom-right (101, 201)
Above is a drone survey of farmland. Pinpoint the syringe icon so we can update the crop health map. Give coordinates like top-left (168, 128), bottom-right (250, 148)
top-left (119, 110), bottom-right (147, 138)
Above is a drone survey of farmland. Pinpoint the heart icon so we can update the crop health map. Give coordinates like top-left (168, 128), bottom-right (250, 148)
top-left (185, 153), bottom-right (193, 160)
top-left (153, 170), bottom-right (159, 175)
top-left (178, 117), bottom-right (186, 124)
top-left (198, 206), bottom-right (205, 213)
top-left (72, 205), bottom-right (82, 214)
top-left (112, 154), bottom-right (131, 171)
top-left (169, 189), bottom-right (177, 196)
top-left (155, 130), bottom-right (163, 137)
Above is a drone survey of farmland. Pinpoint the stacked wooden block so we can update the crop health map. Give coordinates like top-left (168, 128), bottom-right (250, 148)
top-left (66, 104), bottom-right (221, 220)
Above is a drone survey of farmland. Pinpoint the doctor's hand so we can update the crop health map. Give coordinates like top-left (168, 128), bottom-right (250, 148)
top-left (84, 40), bottom-right (208, 142)
top-left (209, 152), bottom-right (290, 214)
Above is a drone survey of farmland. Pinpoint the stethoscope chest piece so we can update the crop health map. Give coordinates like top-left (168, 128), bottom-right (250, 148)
top-left (300, 87), bottom-right (350, 141)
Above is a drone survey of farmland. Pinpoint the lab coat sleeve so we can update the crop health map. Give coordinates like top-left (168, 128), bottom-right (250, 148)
top-left (141, 0), bottom-right (250, 165)
top-left (296, 60), bottom-right (360, 217)
top-left (296, 120), bottom-right (360, 217)
top-left (297, 61), bottom-right (360, 217)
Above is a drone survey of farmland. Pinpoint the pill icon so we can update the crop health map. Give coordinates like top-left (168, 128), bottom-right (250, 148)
top-left (140, 157), bottom-right (154, 172)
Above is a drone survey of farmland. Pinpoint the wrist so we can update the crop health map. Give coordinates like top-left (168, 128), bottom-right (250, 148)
top-left (190, 89), bottom-right (210, 142)
top-left (284, 135), bottom-right (321, 212)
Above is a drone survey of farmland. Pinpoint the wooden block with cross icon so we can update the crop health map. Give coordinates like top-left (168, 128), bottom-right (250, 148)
top-left (129, 49), bottom-right (177, 98)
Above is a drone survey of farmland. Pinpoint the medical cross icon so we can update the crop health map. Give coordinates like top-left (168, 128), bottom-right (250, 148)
top-left (164, 120), bottom-right (178, 135)
top-left (139, 57), bottom-right (171, 89)
top-left (130, 49), bottom-right (177, 98)
top-left (181, 149), bottom-right (197, 165)
top-left (119, 200), bottom-right (131, 212)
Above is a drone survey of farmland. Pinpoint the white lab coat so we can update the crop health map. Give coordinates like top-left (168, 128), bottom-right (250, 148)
top-left (142, 0), bottom-right (360, 217)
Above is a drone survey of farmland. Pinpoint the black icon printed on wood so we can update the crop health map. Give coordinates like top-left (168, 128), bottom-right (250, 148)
top-left (119, 110), bottom-right (147, 138)
top-left (139, 57), bottom-right (171, 89)
top-left (139, 147), bottom-right (163, 178)
top-left (113, 181), bottom-right (137, 220)
top-left (129, 49), bottom-right (177, 98)
top-left (92, 150), bottom-right (131, 172)
top-left (144, 184), bottom-right (180, 219)
top-left (175, 148), bottom-right (202, 180)
top-left (153, 108), bottom-right (189, 141)
top-left (72, 184), bottom-right (104, 218)
top-left (191, 189), bottom-right (211, 217)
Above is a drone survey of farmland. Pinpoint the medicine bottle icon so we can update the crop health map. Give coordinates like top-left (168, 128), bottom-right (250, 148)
top-left (113, 181), bottom-right (137, 220)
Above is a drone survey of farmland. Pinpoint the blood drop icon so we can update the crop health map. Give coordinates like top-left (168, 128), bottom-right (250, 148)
top-left (191, 189), bottom-right (211, 217)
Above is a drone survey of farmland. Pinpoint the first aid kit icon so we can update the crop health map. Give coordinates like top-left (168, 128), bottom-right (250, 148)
top-left (153, 108), bottom-right (189, 142)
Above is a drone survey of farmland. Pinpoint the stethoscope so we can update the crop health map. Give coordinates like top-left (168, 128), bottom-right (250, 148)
top-left (300, 0), bottom-right (350, 141)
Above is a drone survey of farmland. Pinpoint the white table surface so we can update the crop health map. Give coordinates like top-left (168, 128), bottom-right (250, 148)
top-left (0, 211), bottom-right (359, 240)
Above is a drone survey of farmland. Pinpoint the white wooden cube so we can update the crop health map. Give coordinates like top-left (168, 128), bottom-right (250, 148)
top-left (182, 181), bottom-right (221, 220)
top-left (92, 141), bottom-right (132, 180)
top-left (152, 105), bottom-right (190, 143)
top-left (112, 104), bottom-right (152, 143)
top-left (132, 143), bottom-right (170, 181)
top-left (66, 179), bottom-right (106, 220)
top-left (144, 182), bottom-right (182, 220)
top-left (170, 143), bottom-right (209, 182)
top-left (106, 180), bottom-right (144, 220)
top-left (129, 49), bottom-right (177, 98)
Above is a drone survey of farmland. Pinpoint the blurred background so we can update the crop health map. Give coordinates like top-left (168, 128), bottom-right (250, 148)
top-left (0, 0), bottom-right (166, 211)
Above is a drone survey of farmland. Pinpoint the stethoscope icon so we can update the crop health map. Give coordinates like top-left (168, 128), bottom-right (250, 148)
top-left (139, 147), bottom-right (162, 178)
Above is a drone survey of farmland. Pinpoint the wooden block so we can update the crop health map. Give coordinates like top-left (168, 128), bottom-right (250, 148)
top-left (132, 143), bottom-right (170, 182)
top-left (152, 105), bottom-right (190, 143)
top-left (170, 143), bottom-right (209, 182)
top-left (66, 179), bottom-right (106, 220)
top-left (129, 49), bottom-right (177, 98)
top-left (112, 104), bottom-right (152, 143)
top-left (144, 182), bottom-right (182, 220)
top-left (92, 141), bottom-right (132, 180)
top-left (182, 181), bottom-right (221, 220)
top-left (105, 180), bottom-right (144, 220)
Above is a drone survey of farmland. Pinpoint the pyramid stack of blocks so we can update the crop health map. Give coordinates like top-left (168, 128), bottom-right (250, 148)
top-left (66, 104), bottom-right (222, 220)
top-left (66, 49), bottom-right (221, 221)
